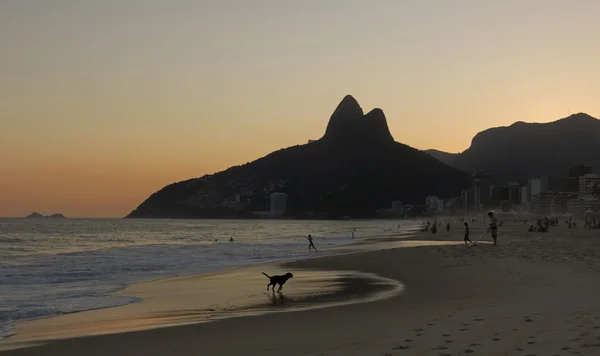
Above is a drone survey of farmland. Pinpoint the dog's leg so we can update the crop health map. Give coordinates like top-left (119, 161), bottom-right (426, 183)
top-left (266, 283), bottom-right (271, 291)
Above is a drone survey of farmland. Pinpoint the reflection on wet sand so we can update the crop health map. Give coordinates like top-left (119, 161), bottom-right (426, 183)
top-left (2, 265), bottom-right (402, 350)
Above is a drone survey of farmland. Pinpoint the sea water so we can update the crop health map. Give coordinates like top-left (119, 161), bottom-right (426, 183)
top-left (0, 218), bottom-right (418, 340)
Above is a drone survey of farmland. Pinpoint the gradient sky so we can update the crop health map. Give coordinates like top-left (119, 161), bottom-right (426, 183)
top-left (2, 0), bottom-right (600, 218)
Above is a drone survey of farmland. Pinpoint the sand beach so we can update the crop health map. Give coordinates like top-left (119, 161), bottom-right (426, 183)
top-left (2, 221), bottom-right (600, 356)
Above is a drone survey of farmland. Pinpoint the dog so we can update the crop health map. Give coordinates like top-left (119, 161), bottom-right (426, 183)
top-left (261, 272), bottom-right (293, 293)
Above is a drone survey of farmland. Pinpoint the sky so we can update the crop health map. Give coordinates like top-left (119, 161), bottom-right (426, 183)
top-left (2, 0), bottom-right (600, 218)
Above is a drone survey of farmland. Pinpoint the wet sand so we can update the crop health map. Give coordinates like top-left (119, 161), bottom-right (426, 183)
top-left (3, 221), bottom-right (600, 355)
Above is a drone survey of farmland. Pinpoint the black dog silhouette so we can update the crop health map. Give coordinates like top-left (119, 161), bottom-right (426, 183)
top-left (262, 272), bottom-right (293, 293)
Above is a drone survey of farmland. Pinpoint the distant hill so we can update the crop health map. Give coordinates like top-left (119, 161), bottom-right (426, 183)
top-left (127, 95), bottom-right (471, 219)
top-left (423, 149), bottom-right (459, 166)
top-left (431, 113), bottom-right (600, 188)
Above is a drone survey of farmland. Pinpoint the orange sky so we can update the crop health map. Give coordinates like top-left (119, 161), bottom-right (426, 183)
top-left (2, 1), bottom-right (600, 217)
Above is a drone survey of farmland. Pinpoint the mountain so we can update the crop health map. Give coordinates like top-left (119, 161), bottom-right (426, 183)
top-left (434, 113), bottom-right (600, 188)
top-left (424, 149), bottom-right (458, 166)
top-left (127, 95), bottom-right (472, 219)
top-left (25, 212), bottom-right (45, 218)
top-left (50, 213), bottom-right (66, 218)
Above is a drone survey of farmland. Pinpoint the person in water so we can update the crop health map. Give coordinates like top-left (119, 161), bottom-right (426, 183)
top-left (463, 222), bottom-right (472, 244)
top-left (307, 234), bottom-right (318, 252)
top-left (229, 237), bottom-right (234, 242)
top-left (488, 212), bottom-right (498, 246)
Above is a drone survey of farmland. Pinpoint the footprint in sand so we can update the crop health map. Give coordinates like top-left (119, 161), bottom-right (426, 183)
top-left (561, 346), bottom-right (571, 350)
top-left (433, 346), bottom-right (449, 350)
top-left (465, 349), bottom-right (475, 353)
top-left (474, 318), bottom-right (484, 322)
top-left (469, 343), bottom-right (481, 347)
top-left (514, 348), bottom-right (524, 351)
top-left (442, 333), bottom-right (451, 337)
top-left (528, 341), bottom-right (537, 345)
top-left (493, 338), bottom-right (501, 341)
top-left (392, 345), bottom-right (410, 350)
top-left (413, 328), bottom-right (424, 332)
top-left (404, 339), bottom-right (413, 343)
top-left (445, 340), bottom-right (453, 344)
top-left (581, 343), bottom-right (600, 348)
top-left (525, 318), bottom-right (534, 323)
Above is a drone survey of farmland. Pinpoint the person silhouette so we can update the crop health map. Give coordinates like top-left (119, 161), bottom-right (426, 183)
top-left (307, 234), bottom-right (318, 252)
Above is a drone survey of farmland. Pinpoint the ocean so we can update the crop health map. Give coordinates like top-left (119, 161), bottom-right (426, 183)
top-left (0, 218), bottom-right (419, 340)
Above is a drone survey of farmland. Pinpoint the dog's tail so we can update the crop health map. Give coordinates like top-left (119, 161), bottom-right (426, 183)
top-left (261, 272), bottom-right (270, 278)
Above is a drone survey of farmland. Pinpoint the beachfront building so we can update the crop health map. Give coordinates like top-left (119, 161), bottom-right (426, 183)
top-left (425, 195), bottom-right (439, 212)
top-left (528, 178), bottom-right (542, 201)
top-left (570, 165), bottom-right (592, 178)
top-left (270, 192), bottom-right (288, 217)
top-left (579, 174), bottom-right (600, 195)
top-left (460, 189), bottom-right (471, 213)
top-left (521, 186), bottom-right (529, 204)
top-left (391, 200), bottom-right (404, 214)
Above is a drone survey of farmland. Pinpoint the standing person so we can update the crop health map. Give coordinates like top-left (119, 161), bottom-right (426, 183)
top-left (488, 212), bottom-right (498, 246)
top-left (464, 222), bottom-right (472, 245)
top-left (307, 234), bottom-right (318, 252)
top-left (351, 228), bottom-right (356, 239)
top-left (446, 222), bottom-right (451, 232)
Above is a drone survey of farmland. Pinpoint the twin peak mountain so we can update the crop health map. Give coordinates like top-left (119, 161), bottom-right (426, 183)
top-left (323, 95), bottom-right (394, 145)
top-left (127, 96), bottom-right (470, 218)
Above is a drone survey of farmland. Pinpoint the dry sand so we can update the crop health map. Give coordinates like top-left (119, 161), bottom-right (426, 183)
top-left (2, 221), bottom-right (600, 356)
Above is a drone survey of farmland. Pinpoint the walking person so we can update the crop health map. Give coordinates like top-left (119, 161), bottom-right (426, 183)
top-left (463, 222), bottom-right (472, 245)
top-left (307, 234), bottom-right (318, 252)
top-left (488, 212), bottom-right (498, 246)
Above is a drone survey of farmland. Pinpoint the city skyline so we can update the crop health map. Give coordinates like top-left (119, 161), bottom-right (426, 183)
top-left (3, 1), bottom-right (600, 217)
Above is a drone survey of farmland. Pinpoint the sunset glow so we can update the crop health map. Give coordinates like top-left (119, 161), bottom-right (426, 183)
top-left (2, 0), bottom-right (600, 217)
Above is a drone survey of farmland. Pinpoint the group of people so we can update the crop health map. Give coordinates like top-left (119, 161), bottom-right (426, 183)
top-left (584, 218), bottom-right (600, 229)
top-left (420, 212), bottom-right (500, 246)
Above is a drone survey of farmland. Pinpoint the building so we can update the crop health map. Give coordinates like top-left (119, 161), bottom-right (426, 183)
top-left (508, 185), bottom-right (521, 205)
top-left (426, 195), bottom-right (439, 212)
top-left (437, 199), bottom-right (445, 214)
top-left (560, 177), bottom-right (579, 193)
top-left (569, 165), bottom-right (592, 178)
top-left (391, 200), bottom-right (404, 214)
top-left (579, 174), bottom-right (600, 195)
top-left (472, 171), bottom-right (491, 208)
top-left (461, 189), bottom-right (472, 213)
top-left (537, 191), bottom-right (556, 214)
top-left (270, 192), bottom-right (288, 217)
top-left (520, 186), bottom-right (529, 204)
top-left (528, 178), bottom-right (542, 200)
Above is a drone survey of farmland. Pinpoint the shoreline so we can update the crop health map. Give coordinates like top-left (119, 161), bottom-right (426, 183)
top-left (0, 228), bottom-right (420, 351)
top-left (0, 221), bottom-right (420, 343)
top-left (5, 221), bottom-right (600, 355)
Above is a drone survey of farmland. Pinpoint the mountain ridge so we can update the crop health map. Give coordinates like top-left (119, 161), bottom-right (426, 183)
top-left (127, 95), bottom-right (471, 219)
top-left (425, 113), bottom-right (600, 187)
